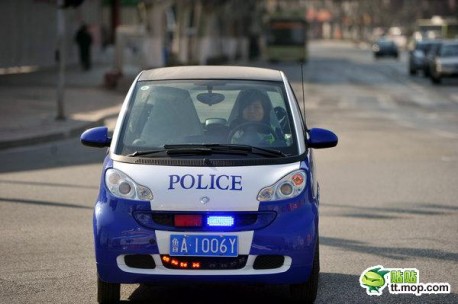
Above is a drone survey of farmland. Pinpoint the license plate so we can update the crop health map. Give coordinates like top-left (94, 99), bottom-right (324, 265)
top-left (169, 234), bottom-right (238, 257)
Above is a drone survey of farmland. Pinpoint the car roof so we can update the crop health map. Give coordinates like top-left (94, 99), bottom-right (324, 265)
top-left (417, 39), bottom-right (441, 44)
top-left (376, 39), bottom-right (396, 44)
top-left (440, 40), bottom-right (458, 46)
top-left (138, 66), bottom-right (284, 82)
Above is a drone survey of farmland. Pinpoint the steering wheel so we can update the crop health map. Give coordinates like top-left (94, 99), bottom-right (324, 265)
top-left (227, 121), bottom-right (278, 145)
top-left (274, 106), bottom-right (290, 133)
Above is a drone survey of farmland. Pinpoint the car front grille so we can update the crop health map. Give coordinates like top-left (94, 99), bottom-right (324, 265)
top-left (124, 254), bottom-right (156, 269)
top-left (253, 255), bottom-right (285, 269)
top-left (134, 211), bottom-right (276, 232)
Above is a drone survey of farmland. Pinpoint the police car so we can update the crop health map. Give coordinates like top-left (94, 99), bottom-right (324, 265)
top-left (81, 66), bottom-right (337, 303)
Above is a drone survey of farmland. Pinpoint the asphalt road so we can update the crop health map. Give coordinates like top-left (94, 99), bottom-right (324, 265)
top-left (0, 40), bottom-right (457, 303)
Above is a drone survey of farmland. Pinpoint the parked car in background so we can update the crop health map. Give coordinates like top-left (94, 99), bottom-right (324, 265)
top-left (408, 39), bottom-right (441, 75)
top-left (372, 38), bottom-right (399, 59)
top-left (430, 40), bottom-right (458, 84)
top-left (423, 41), bottom-right (442, 77)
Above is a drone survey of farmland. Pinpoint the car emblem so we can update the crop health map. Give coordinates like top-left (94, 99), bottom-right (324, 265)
top-left (200, 196), bottom-right (210, 204)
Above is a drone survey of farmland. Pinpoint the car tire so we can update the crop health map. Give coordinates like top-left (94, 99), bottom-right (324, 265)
top-left (97, 275), bottom-right (120, 303)
top-left (431, 75), bottom-right (441, 84)
top-left (424, 69), bottom-right (430, 77)
top-left (289, 239), bottom-right (320, 303)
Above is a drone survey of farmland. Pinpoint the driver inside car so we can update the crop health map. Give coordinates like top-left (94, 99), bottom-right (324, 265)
top-left (229, 88), bottom-right (281, 145)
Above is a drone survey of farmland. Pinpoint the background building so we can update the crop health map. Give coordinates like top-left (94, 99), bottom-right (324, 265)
top-left (0, 0), bottom-right (103, 71)
top-left (1, 0), bottom-right (456, 73)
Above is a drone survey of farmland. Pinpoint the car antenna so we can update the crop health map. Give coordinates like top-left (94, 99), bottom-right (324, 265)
top-left (300, 63), bottom-right (308, 130)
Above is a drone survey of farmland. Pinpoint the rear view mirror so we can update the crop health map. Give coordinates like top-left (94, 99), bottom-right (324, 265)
top-left (307, 128), bottom-right (338, 149)
top-left (80, 126), bottom-right (111, 148)
top-left (197, 92), bottom-right (225, 105)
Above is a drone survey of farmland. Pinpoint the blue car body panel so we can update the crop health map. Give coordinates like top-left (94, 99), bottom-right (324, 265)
top-left (94, 155), bottom-right (318, 285)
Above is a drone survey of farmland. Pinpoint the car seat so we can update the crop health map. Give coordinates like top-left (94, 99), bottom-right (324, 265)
top-left (140, 86), bottom-right (203, 146)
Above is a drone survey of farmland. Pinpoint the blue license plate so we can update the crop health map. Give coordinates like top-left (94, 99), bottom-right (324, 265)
top-left (170, 234), bottom-right (238, 257)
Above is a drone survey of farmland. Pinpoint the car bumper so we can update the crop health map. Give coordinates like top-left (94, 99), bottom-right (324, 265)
top-left (437, 66), bottom-right (458, 77)
top-left (94, 193), bottom-right (318, 285)
top-left (374, 51), bottom-right (398, 57)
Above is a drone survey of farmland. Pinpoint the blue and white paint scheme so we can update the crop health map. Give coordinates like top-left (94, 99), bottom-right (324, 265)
top-left (81, 65), bottom-right (337, 303)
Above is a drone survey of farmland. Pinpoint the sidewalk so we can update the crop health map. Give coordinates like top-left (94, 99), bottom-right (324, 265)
top-left (0, 63), bottom-right (138, 150)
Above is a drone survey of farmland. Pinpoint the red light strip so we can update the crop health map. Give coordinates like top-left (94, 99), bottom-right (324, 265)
top-left (162, 255), bottom-right (201, 269)
top-left (174, 214), bottom-right (203, 227)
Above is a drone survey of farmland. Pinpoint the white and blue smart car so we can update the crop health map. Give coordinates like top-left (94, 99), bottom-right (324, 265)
top-left (81, 66), bottom-right (337, 303)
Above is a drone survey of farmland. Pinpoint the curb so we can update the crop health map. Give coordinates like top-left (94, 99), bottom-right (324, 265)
top-left (0, 106), bottom-right (121, 151)
top-left (0, 119), bottom-right (103, 151)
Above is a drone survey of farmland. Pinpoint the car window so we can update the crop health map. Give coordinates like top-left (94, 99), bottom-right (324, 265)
top-left (116, 79), bottom-right (298, 156)
top-left (378, 40), bottom-right (394, 46)
top-left (427, 44), bottom-right (440, 55)
top-left (440, 44), bottom-right (458, 57)
top-left (417, 43), bottom-right (430, 52)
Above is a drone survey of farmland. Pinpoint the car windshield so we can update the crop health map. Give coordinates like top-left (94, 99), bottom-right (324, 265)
top-left (416, 42), bottom-right (438, 52)
top-left (115, 79), bottom-right (298, 157)
top-left (378, 40), bottom-right (395, 46)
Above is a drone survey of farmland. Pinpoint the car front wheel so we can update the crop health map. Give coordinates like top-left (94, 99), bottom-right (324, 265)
top-left (98, 275), bottom-right (120, 303)
top-left (424, 68), bottom-right (431, 77)
top-left (431, 71), bottom-right (442, 84)
top-left (289, 240), bottom-right (320, 303)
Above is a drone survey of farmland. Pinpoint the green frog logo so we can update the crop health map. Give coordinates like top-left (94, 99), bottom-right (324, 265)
top-left (360, 266), bottom-right (390, 295)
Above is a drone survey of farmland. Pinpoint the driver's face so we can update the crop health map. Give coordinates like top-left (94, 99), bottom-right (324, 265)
top-left (242, 100), bottom-right (264, 122)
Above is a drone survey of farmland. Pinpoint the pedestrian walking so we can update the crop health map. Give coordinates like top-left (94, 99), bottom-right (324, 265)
top-left (75, 24), bottom-right (93, 70)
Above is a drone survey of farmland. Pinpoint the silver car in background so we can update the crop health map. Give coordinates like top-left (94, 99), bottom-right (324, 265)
top-left (430, 40), bottom-right (458, 84)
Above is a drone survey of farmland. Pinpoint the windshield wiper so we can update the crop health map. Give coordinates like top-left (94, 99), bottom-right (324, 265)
top-left (244, 145), bottom-right (286, 157)
top-left (127, 145), bottom-right (247, 157)
top-left (127, 149), bottom-right (167, 157)
top-left (127, 144), bottom-right (286, 158)
top-left (164, 144), bottom-right (286, 158)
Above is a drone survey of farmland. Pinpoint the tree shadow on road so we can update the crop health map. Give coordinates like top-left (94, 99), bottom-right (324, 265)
top-left (321, 236), bottom-right (458, 262)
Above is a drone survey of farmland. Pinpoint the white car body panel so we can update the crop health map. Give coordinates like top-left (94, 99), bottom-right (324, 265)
top-left (113, 161), bottom-right (302, 211)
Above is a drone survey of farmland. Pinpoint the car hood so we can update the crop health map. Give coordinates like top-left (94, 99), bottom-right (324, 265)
top-left (113, 161), bottom-right (302, 212)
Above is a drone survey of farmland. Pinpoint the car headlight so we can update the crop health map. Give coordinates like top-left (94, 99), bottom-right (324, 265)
top-left (436, 61), bottom-right (443, 72)
top-left (105, 168), bottom-right (153, 201)
top-left (257, 170), bottom-right (307, 201)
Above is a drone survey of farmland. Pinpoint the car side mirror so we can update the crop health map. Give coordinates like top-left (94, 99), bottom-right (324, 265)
top-left (307, 128), bottom-right (338, 149)
top-left (80, 126), bottom-right (111, 148)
